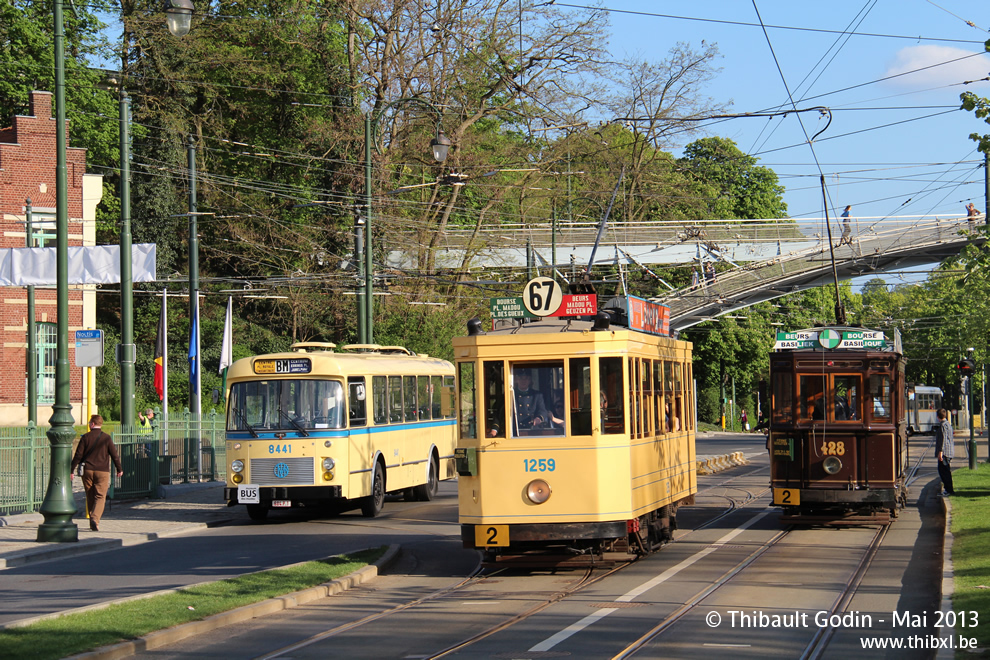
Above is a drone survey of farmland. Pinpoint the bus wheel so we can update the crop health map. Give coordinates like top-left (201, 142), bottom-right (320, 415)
top-left (361, 463), bottom-right (385, 517)
top-left (246, 504), bottom-right (269, 521)
top-left (414, 456), bottom-right (439, 502)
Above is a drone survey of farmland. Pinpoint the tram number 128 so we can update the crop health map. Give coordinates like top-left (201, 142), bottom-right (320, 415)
top-left (773, 488), bottom-right (801, 506)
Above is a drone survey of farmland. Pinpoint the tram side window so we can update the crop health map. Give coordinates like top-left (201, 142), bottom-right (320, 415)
top-left (569, 357), bottom-right (591, 435)
top-left (798, 375), bottom-right (825, 421)
top-left (458, 363), bottom-right (477, 439)
top-left (833, 375), bottom-right (860, 421)
top-left (404, 376), bottom-right (418, 421)
top-left (418, 376), bottom-right (431, 420)
top-left (431, 376), bottom-right (443, 418)
top-left (664, 362), bottom-right (681, 432)
top-left (373, 376), bottom-right (388, 424)
top-left (672, 361), bottom-right (684, 432)
top-left (600, 357), bottom-right (625, 434)
top-left (630, 358), bottom-right (642, 439)
top-left (653, 360), bottom-right (665, 434)
top-left (347, 377), bottom-right (367, 427)
top-left (642, 359), bottom-right (653, 436)
top-left (389, 376), bottom-right (403, 423)
top-left (484, 362), bottom-right (505, 438)
top-left (508, 362), bottom-right (564, 438)
top-left (869, 374), bottom-right (891, 421)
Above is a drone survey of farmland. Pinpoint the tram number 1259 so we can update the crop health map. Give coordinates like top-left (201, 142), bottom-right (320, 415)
top-left (475, 525), bottom-right (509, 547)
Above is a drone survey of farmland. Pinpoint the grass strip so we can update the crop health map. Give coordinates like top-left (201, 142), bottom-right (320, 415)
top-left (946, 463), bottom-right (990, 652)
top-left (0, 547), bottom-right (386, 660)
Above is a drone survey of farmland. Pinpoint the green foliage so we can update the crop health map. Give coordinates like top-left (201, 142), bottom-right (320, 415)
top-left (946, 462), bottom-right (990, 651)
top-left (679, 137), bottom-right (788, 219)
top-left (960, 34), bottom-right (990, 155)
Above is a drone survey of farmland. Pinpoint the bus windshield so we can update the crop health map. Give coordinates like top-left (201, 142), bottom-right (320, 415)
top-left (228, 379), bottom-right (345, 431)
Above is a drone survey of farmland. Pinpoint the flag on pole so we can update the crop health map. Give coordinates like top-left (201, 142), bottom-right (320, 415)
top-left (188, 297), bottom-right (199, 395)
top-left (219, 296), bottom-right (233, 374)
top-left (154, 291), bottom-right (167, 401)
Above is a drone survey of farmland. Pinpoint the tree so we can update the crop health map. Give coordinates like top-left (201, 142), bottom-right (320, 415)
top-left (679, 136), bottom-right (788, 220)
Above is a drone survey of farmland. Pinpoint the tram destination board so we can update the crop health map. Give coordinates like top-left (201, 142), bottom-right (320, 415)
top-left (253, 357), bottom-right (312, 374)
top-left (773, 329), bottom-right (886, 350)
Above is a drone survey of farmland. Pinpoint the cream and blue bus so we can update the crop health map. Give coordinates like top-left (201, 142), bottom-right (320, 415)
top-left (224, 343), bottom-right (457, 520)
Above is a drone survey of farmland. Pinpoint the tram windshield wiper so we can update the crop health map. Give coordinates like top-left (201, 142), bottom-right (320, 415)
top-left (232, 407), bottom-right (259, 438)
top-left (278, 408), bottom-right (310, 436)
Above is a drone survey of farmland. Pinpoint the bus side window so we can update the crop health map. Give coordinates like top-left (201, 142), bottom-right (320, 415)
top-left (431, 376), bottom-right (443, 418)
top-left (404, 376), bottom-right (418, 421)
top-left (418, 376), bottom-right (432, 420)
top-left (348, 377), bottom-right (367, 427)
top-left (389, 376), bottom-right (403, 423)
top-left (373, 375), bottom-right (388, 425)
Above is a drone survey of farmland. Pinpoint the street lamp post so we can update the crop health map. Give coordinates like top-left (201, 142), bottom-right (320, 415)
top-left (363, 101), bottom-right (450, 342)
top-left (37, 0), bottom-right (77, 542)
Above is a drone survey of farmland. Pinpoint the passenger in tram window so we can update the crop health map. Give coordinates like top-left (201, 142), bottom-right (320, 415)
top-left (551, 397), bottom-right (565, 427)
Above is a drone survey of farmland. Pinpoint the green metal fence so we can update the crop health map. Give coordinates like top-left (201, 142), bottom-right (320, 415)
top-left (0, 411), bottom-right (226, 516)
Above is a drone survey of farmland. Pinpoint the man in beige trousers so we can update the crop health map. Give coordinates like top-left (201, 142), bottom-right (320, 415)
top-left (70, 415), bottom-right (123, 531)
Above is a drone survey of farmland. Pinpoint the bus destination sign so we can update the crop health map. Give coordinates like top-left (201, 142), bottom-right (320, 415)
top-left (254, 358), bottom-right (312, 374)
top-left (774, 330), bottom-right (886, 350)
top-left (627, 296), bottom-right (670, 337)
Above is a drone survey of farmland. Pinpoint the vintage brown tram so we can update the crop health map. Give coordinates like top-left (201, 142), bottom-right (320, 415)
top-left (769, 327), bottom-right (907, 524)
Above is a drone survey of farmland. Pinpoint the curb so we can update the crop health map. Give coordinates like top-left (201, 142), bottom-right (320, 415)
top-left (937, 494), bottom-right (955, 659)
top-left (696, 451), bottom-right (749, 475)
top-left (0, 520), bottom-right (231, 571)
top-left (58, 544), bottom-right (401, 660)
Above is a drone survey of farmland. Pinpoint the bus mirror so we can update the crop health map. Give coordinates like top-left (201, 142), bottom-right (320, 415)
top-left (211, 389), bottom-right (220, 405)
top-left (356, 384), bottom-right (366, 401)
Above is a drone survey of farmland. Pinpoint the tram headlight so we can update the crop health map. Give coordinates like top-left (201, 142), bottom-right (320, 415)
top-left (823, 456), bottom-right (842, 475)
top-left (322, 457), bottom-right (335, 471)
top-left (231, 459), bottom-right (244, 473)
top-left (525, 479), bottom-right (552, 504)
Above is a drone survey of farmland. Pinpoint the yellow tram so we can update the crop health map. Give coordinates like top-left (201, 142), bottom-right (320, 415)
top-left (224, 343), bottom-right (457, 520)
top-left (769, 327), bottom-right (908, 524)
top-left (454, 291), bottom-right (696, 561)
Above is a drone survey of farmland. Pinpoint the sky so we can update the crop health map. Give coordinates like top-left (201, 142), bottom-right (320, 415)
top-left (588, 1), bottom-right (990, 225)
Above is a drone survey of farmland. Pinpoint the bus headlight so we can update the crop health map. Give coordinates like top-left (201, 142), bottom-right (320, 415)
top-left (323, 471), bottom-right (334, 482)
top-left (232, 473), bottom-right (243, 484)
top-left (231, 459), bottom-right (244, 473)
top-left (823, 456), bottom-right (842, 474)
top-left (526, 479), bottom-right (551, 504)
top-left (322, 457), bottom-right (335, 471)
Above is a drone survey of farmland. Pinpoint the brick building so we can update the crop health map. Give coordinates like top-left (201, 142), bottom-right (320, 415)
top-left (0, 91), bottom-right (102, 426)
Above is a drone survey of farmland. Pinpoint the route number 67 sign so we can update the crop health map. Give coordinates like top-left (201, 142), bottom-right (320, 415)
top-left (522, 277), bottom-right (563, 316)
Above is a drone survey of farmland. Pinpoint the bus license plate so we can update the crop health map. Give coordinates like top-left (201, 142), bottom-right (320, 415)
top-left (773, 488), bottom-right (800, 506)
top-left (238, 484), bottom-right (259, 504)
top-left (272, 500), bottom-right (292, 508)
top-left (475, 524), bottom-right (509, 547)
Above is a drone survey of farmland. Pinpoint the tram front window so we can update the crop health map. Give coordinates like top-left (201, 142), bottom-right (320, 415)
top-left (799, 375), bottom-right (827, 421)
top-left (495, 362), bottom-right (565, 437)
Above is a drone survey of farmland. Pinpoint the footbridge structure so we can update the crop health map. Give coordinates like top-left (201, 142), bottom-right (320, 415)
top-left (387, 213), bottom-right (985, 331)
top-left (660, 215), bottom-right (984, 332)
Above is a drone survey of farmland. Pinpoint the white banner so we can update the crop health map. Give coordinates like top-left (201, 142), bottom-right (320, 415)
top-left (0, 244), bottom-right (156, 286)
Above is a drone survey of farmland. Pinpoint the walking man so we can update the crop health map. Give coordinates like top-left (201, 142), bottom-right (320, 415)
top-left (934, 408), bottom-right (955, 496)
top-left (70, 415), bottom-right (123, 531)
top-left (840, 205), bottom-right (852, 244)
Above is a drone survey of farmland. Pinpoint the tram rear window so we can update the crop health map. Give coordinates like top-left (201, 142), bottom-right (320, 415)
top-left (772, 372), bottom-right (794, 423)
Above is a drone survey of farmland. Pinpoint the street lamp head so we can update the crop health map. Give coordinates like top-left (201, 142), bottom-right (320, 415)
top-left (430, 130), bottom-right (452, 163)
top-left (165, 0), bottom-right (195, 37)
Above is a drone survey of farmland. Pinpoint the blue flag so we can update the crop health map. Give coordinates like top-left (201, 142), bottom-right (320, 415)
top-left (188, 302), bottom-right (199, 394)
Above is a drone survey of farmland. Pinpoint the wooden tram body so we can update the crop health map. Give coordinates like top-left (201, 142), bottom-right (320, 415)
top-left (453, 305), bottom-right (696, 561)
top-left (769, 327), bottom-right (908, 524)
top-left (223, 343), bottom-right (457, 520)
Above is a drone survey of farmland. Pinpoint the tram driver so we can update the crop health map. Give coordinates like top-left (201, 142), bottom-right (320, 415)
top-left (489, 368), bottom-right (558, 436)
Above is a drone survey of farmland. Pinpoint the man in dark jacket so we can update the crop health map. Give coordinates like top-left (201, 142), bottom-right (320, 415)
top-left (934, 408), bottom-right (955, 496)
top-left (70, 415), bottom-right (123, 531)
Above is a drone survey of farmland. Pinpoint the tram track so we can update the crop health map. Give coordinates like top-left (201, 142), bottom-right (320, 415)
top-left (246, 462), bottom-right (773, 660)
